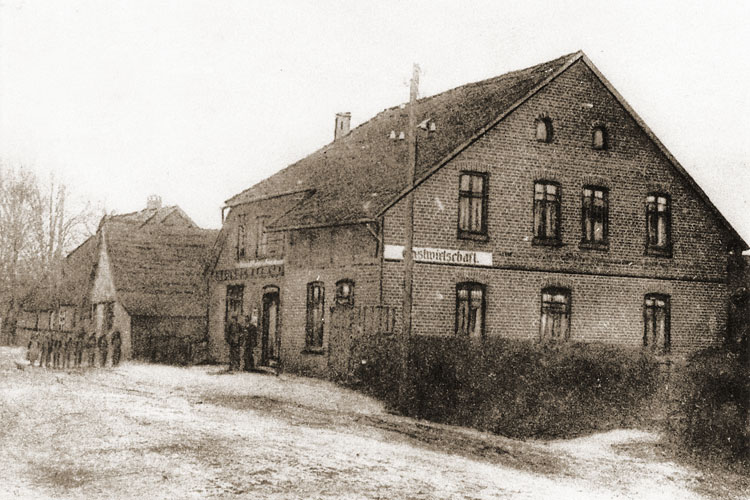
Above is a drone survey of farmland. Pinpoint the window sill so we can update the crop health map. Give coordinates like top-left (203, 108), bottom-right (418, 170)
top-left (645, 246), bottom-right (672, 258)
top-left (458, 231), bottom-right (489, 242)
top-left (301, 348), bottom-right (325, 356)
top-left (532, 237), bottom-right (562, 247)
top-left (579, 240), bottom-right (609, 252)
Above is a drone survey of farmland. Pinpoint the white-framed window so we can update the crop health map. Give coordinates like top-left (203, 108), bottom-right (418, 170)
top-left (456, 282), bottom-right (485, 338)
top-left (305, 282), bottom-right (325, 349)
top-left (540, 287), bottom-right (571, 342)
top-left (458, 172), bottom-right (488, 239)
top-left (646, 193), bottom-right (671, 256)
top-left (533, 181), bottom-right (561, 244)
top-left (644, 294), bottom-right (670, 353)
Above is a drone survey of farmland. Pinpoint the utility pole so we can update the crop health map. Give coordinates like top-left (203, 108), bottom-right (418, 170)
top-left (399, 63), bottom-right (419, 410)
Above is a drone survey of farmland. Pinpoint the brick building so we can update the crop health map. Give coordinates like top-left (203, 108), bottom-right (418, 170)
top-left (209, 51), bottom-right (747, 375)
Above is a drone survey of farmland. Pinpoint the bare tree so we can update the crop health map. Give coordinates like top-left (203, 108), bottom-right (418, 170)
top-left (0, 167), bottom-right (40, 341)
top-left (29, 175), bottom-right (101, 281)
top-left (0, 165), bottom-right (101, 343)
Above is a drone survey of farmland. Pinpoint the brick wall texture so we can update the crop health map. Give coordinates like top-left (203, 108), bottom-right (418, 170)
top-left (209, 59), bottom-right (736, 369)
top-left (382, 60), bottom-right (733, 354)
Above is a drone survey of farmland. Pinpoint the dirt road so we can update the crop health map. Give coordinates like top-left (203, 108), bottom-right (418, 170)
top-left (0, 347), bottom-right (745, 499)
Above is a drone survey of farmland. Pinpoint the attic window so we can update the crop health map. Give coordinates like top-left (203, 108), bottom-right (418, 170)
top-left (236, 214), bottom-right (248, 260)
top-left (535, 118), bottom-right (553, 143)
top-left (256, 216), bottom-right (269, 258)
top-left (592, 126), bottom-right (608, 150)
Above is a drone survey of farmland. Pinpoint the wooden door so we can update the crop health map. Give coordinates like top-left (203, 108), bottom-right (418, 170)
top-left (261, 290), bottom-right (280, 365)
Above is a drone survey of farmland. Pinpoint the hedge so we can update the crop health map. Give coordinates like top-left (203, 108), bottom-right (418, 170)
top-left (352, 335), bottom-right (662, 439)
top-left (668, 347), bottom-right (749, 462)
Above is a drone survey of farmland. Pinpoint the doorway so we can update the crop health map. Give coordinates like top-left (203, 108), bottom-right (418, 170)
top-left (261, 287), bottom-right (280, 366)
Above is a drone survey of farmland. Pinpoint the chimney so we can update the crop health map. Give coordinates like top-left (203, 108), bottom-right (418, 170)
top-left (146, 194), bottom-right (162, 210)
top-left (334, 112), bottom-right (351, 140)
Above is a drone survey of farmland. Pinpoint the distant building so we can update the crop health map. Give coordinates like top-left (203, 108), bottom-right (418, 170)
top-left (18, 197), bottom-right (217, 364)
top-left (207, 51), bottom-right (747, 376)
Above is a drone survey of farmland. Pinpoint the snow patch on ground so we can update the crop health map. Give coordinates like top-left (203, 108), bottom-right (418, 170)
top-left (0, 347), bottom-right (743, 499)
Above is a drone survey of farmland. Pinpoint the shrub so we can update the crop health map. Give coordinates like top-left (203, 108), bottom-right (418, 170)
top-left (355, 335), bottom-right (661, 439)
top-left (349, 333), bottom-right (401, 406)
top-left (669, 347), bottom-right (749, 462)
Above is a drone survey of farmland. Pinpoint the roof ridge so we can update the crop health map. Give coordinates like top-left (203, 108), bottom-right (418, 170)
top-left (407, 50), bottom-right (582, 108)
top-left (224, 51), bottom-right (582, 208)
top-left (375, 51), bottom-right (584, 218)
top-left (224, 144), bottom-right (335, 206)
top-left (107, 204), bottom-right (176, 218)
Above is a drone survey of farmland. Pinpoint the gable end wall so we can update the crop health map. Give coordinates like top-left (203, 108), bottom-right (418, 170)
top-left (381, 60), bottom-right (732, 353)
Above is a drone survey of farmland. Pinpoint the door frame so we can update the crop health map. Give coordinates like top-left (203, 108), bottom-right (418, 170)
top-left (261, 285), bottom-right (280, 366)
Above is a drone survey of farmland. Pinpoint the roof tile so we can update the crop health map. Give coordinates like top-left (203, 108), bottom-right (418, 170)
top-left (225, 52), bottom-right (580, 229)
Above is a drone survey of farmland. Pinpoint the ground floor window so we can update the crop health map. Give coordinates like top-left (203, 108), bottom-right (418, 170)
top-left (540, 287), bottom-right (571, 341)
top-left (644, 294), bottom-right (670, 353)
top-left (306, 281), bottom-right (325, 349)
top-left (456, 282), bottom-right (485, 338)
top-left (225, 285), bottom-right (244, 322)
top-left (335, 279), bottom-right (354, 306)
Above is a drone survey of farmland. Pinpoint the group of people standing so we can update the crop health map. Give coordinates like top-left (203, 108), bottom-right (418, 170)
top-left (25, 330), bottom-right (121, 369)
top-left (224, 314), bottom-right (258, 372)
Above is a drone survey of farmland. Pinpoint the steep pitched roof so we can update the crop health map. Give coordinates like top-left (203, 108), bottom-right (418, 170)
top-left (58, 234), bottom-right (99, 307)
top-left (224, 50), bottom-right (746, 249)
top-left (21, 282), bottom-right (56, 311)
top-left (22, 205), bottom-right (215, 315)
top-left (104, 224), bottom-right (218, 317)
top-left (21, 236), bottom-right (100, 311)
top-left (226, 52), bottom-right (580, 228)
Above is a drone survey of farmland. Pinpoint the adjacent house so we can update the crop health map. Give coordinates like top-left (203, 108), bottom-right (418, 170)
top-left (208, 51), bottom-right (747, 375)
top-left (18, 197), bottom-right (218, 364)
top-left (728, 255), bottom-right (750, 352)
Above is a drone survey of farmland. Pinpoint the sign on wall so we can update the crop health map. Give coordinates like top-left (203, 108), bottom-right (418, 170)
top-left (384, 245), bottom-right (492, 267)
top-left (212, 264), bottom-right (284, 281)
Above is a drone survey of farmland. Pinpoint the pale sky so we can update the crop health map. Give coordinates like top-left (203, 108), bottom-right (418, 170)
top-left (1, 0), bottom-right (748, 241)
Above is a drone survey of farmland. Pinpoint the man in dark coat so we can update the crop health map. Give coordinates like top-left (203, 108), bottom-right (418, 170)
top-left (98, 335), bottom-right (108, 367)
top-left (74, 330), bottom-right (85, 367)
top-left (44, 334), bottom-right (53, 368)
top-left (62, 333), bottom-right (73, 369)
top-left (87, 332), bottom-right (97, 367)
top-left (225, 315), bottom-right (241, 372)
top-left (39, 334), bottom-right (50, 368)
top-left (242, 315), bottom-right (258, 372)
top-left (26, 336), bottom-right (40, 367)
top-left (52, 333), bottom-right (61, 369)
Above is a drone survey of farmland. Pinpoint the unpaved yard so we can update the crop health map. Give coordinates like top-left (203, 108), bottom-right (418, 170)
top-left (0, 347), bottom-right (746, 499)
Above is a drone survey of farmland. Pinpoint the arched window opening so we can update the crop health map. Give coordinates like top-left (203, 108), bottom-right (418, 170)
top-left (335, 279), bottom-right (355, 306)
top-left (592, 126), bottom-right (608, 150)
top-left (535, 118), bottom-right (553, 143)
